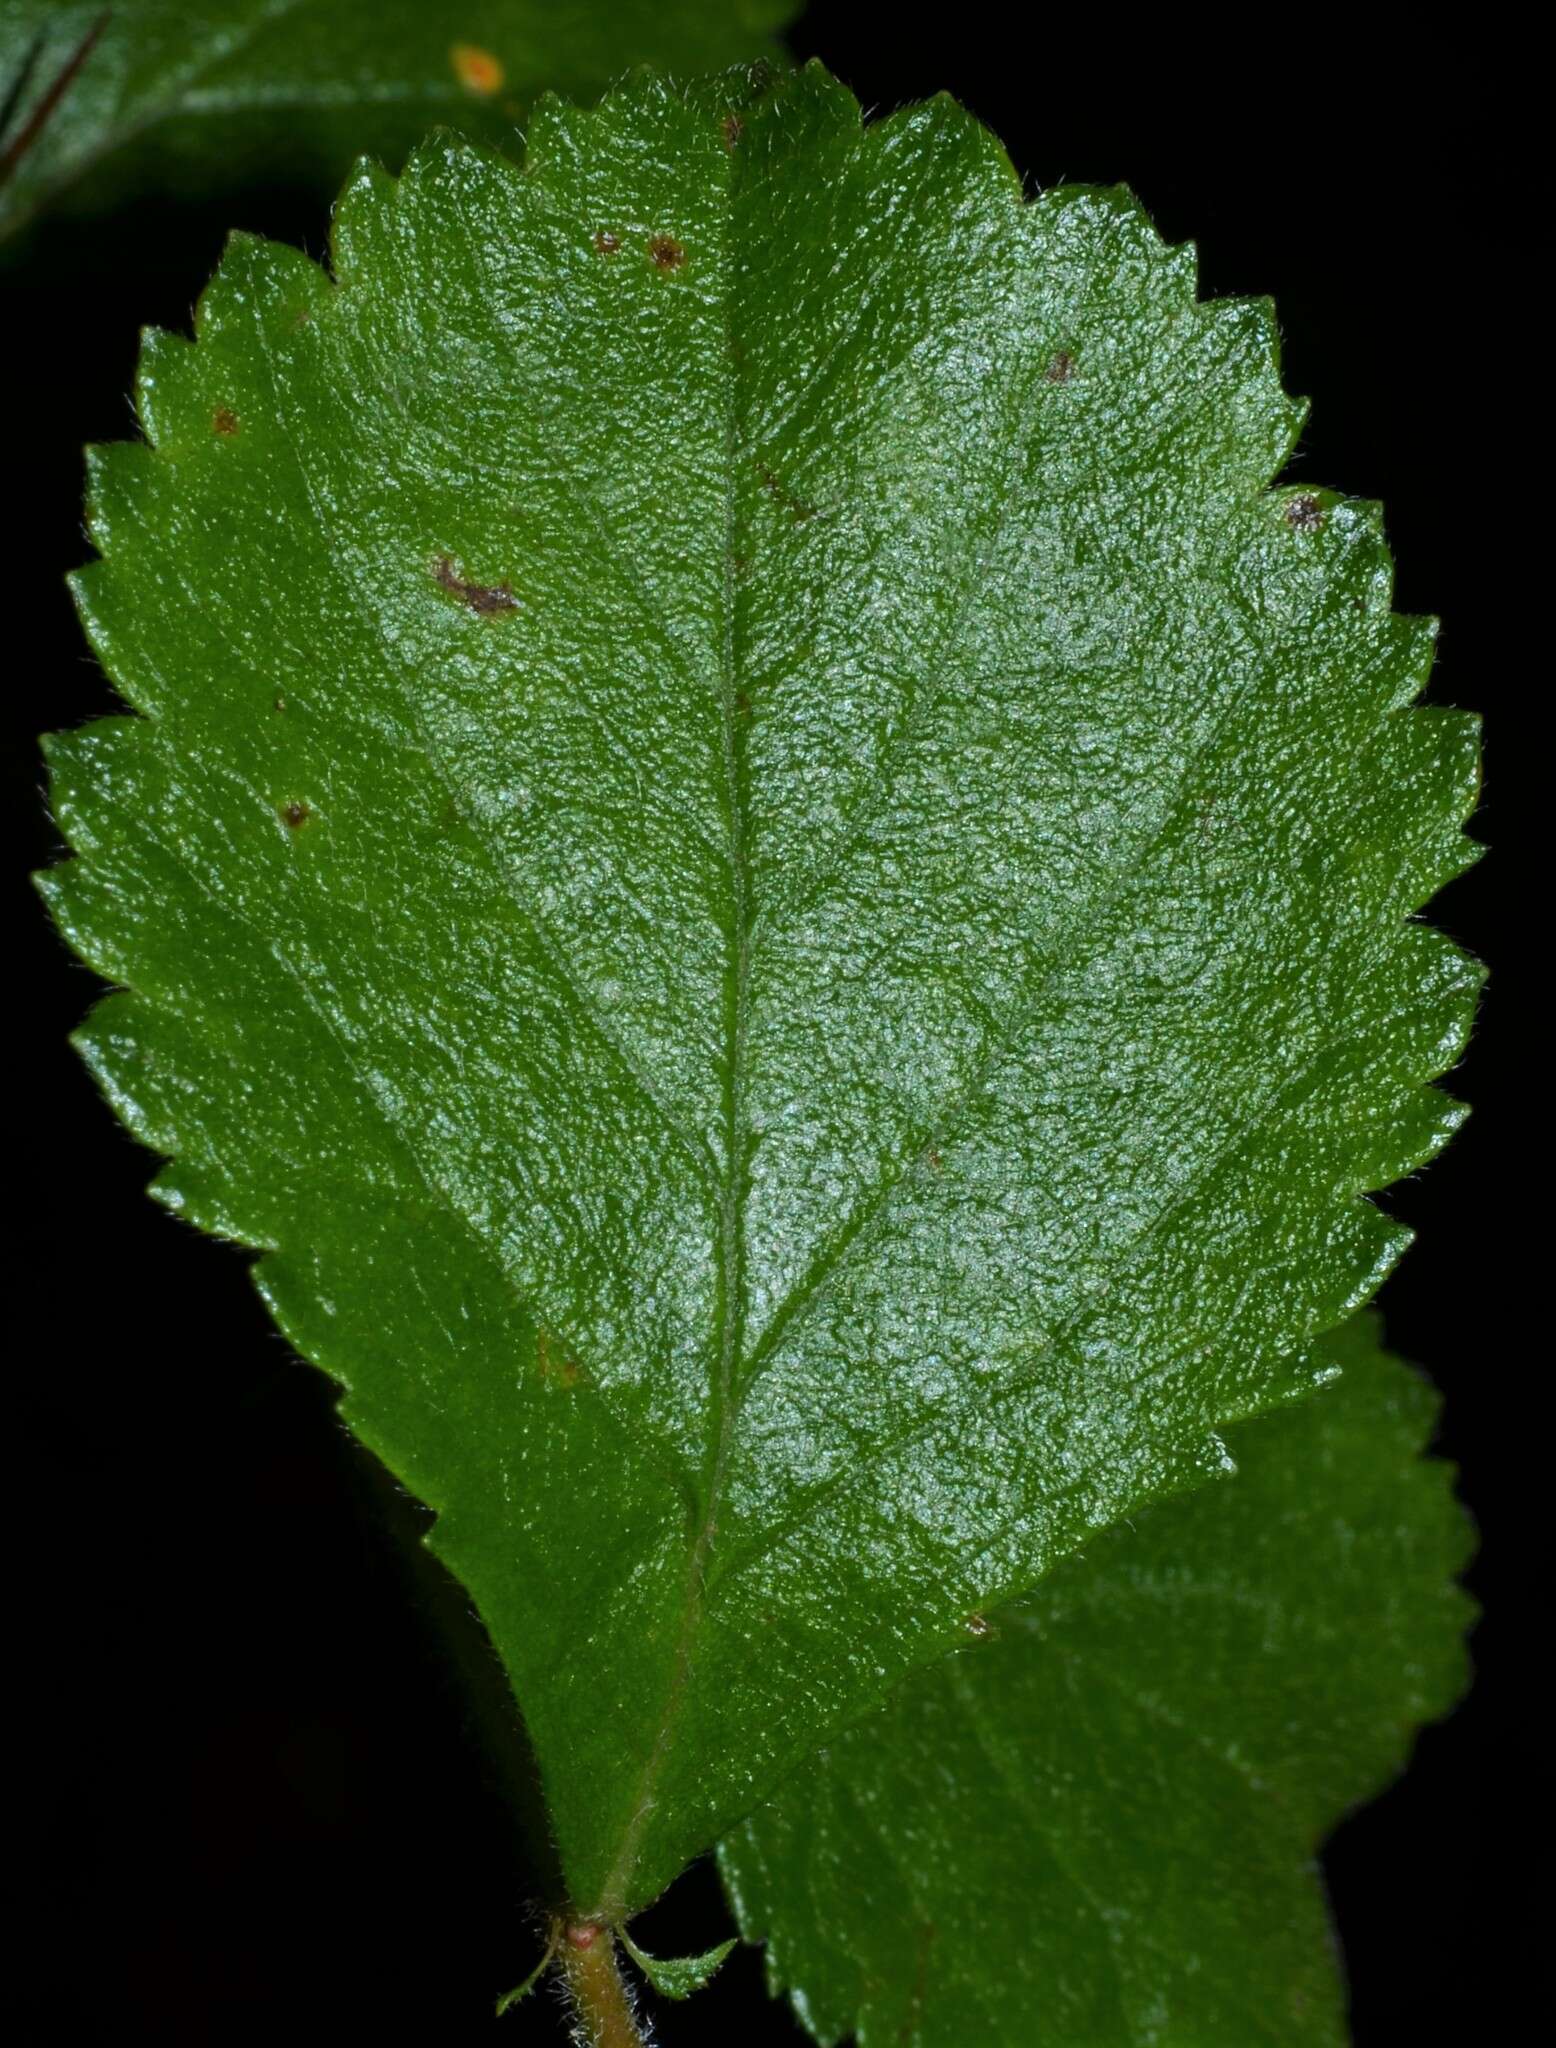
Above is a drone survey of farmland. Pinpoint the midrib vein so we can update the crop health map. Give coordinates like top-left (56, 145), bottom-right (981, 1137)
top-left (592, 134), bottom-right (752, 1918)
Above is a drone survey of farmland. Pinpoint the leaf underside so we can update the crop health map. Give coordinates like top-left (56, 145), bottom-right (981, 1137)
top-left (41, 62), bottom-right (1480, 1915)
top-left (0, 0), bottom-right (795, 244)
top-left (619, 1929), bottom-right (737, 2000)
top-left (718, 1315), bottom-right (1475, 2046)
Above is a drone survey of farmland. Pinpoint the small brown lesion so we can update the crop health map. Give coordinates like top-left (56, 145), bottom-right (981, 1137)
top-left (592, 229), bottom-right (621, 255)
top-left (722, 112), bottom-right (744, 150)
top-left (280, 800), bottom-right (311, 830)
top-left (212, 405), bottom-right (240, 436)
top-left (1284, 492), bottom-right (1325, 533)
top-left (536, 1326), bottom-right (583, 1388)
top-left (647, 233), bottom-right (686, 272)
top-left (1044, 349), bottom-right (1075, 384)
top-left (758, 462), bottom-right (817, 523)
top-left (432, 552), bottom-right (518, 615)
top-left (898, 1921), bottom-right (938, 2043)
top-left (964, 1613), bottom-right (991, 1637)
top-left (924, 1146), bottom-right (943, 1172)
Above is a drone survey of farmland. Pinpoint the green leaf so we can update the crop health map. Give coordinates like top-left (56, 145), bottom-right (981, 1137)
top-left (719, 1316), bottom-right (1474, 2046)
top-left (618, 1929), bottom-right (737, 1999)
top-left (39, 63), bottom-right (1479, 1919)
top-left (0, 0), bottom-right (795, 245)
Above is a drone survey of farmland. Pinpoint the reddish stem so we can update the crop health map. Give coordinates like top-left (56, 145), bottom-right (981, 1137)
top-left (558, 1922), bottom-right (649, 2047)
top-left (0, 10), bottom-right (111, 191)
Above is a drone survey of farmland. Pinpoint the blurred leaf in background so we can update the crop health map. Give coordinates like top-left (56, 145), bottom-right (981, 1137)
top-left (0, 0), bottom-right (795, 249)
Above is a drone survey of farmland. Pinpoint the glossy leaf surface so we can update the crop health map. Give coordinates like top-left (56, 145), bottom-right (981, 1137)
top-left (720, 1317), bottom-right (1474, 2046)
top-left (0, 0), bottom-right (794, 243)
top-left (40, 64), bottom-right (1478, 1916)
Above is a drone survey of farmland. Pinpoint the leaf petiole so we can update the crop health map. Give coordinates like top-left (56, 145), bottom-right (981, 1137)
top-left (556, 1923), bottom-right (650, 2048)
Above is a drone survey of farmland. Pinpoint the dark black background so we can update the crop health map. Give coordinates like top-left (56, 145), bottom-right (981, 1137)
top-left (9, 8), bottom-right (1524, 2042)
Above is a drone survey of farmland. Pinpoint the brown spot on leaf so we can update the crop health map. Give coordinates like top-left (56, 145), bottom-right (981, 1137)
top-left (648, 234), bottom-right (686, 271)
top-left (272, 693), bottom-right (286, 713)
top-left (964, 1613), bottom-right (990, 1637)
top-left (212, 406), bottom-right (240, 436)
top-left (735, 690), bottom-right (752, 717)
top-left (536, 1327), bottom-right (582, 1388)
top-left (432, 553), bottom-right (518, 615)
top-left (898, 1922), bottom-right (938, 2043)
top-left (925, 1146), bottom-right (943, 1172)
top-left (592, 229), bottom-right (620, 255)
top-left (1285, 493), bottom-right (1325, 533)
top-left (758, 463), bottom-right (817, 523)
top-left (722, 112), bottom-right (744, 149)
top-left (281, 800), bottom-right (310, 830)
top-left (1044, 350), bottom-right (1074, 384)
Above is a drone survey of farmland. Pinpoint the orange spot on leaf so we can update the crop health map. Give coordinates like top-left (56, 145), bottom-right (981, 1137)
top-left (450, 42), bottom-right (504, 97)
